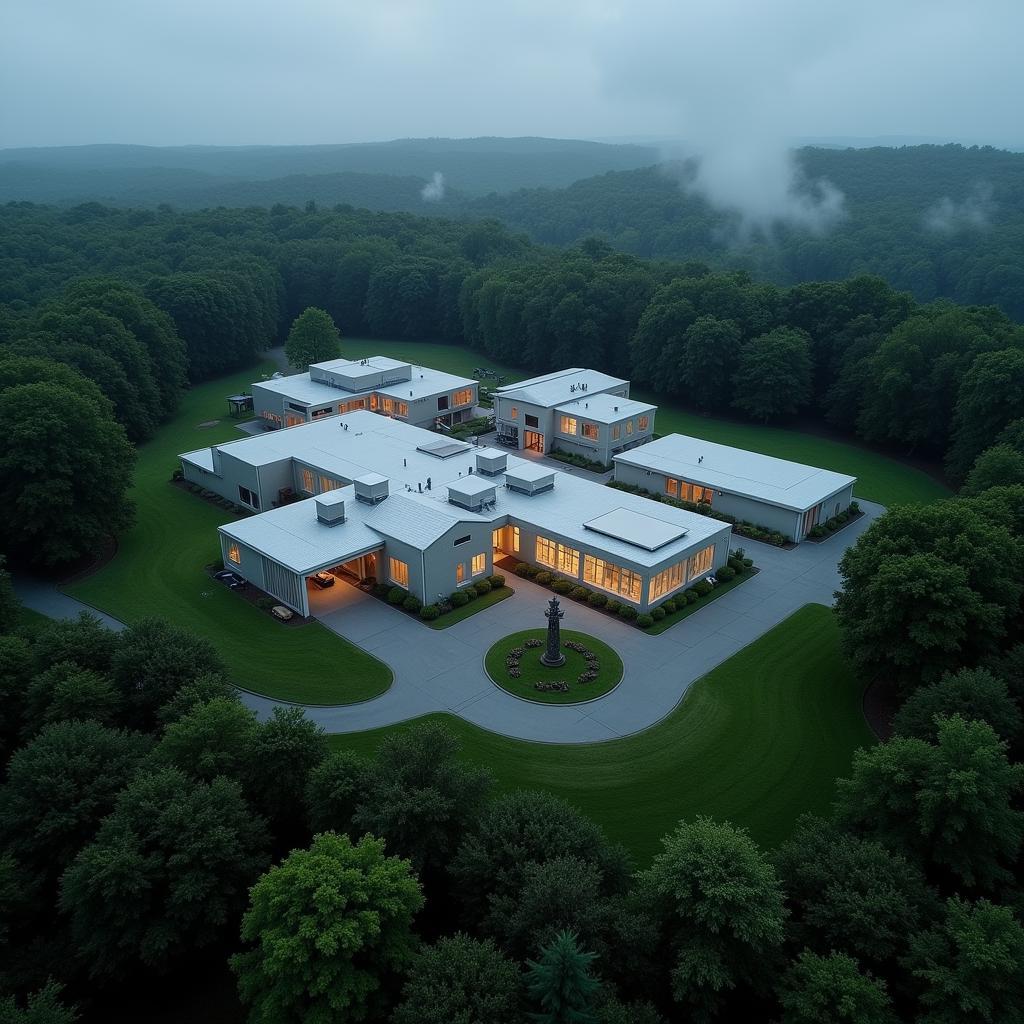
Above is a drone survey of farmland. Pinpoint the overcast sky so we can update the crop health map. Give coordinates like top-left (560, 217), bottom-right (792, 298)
top-left (2, 0), bottom-right (1022, 150)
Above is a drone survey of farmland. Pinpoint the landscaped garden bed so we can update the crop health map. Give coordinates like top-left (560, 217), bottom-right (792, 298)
top-left (361, 574), bottom-right (513, 629)
top-left (484, 628), bottom-right (623, 704)
top-left (548, 451), bottom-right (612, 473)
top-left (805, 501), bottom-right (863, 541)
top-left (506, 550), bottom-right (756, 633)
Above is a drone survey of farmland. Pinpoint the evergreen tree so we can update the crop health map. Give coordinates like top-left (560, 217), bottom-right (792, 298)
top-left (525, 929), bottom-right (599, 1024)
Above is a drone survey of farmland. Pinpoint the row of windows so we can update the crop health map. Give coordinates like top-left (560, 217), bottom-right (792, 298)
top-left (646, 545), bottom-right (715, 602)
top-left (583, 554), bottom-right (643, 602)
top-left (535, 536), bottom-right (579, 575)
top-left (300, 468), bottom-right (343, 495)
top-left (666, 478), bottom-right (714, 505)
top-left (456, 553), bottom-right (488, 584)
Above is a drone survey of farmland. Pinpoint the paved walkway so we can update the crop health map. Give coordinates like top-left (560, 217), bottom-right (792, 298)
top-left (13, 503), bottom-right (880, 745)
top-left (238, 502), bottom-right (882, 742)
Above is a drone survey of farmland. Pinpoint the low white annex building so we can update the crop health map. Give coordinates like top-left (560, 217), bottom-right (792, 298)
top-left (493, 368), bottom-right (655, 466)
top-left (181, 411), bottom-right (731, 619)
top-left (252, 355), bottom-right (478, 431)
top-left (613, 434), bottom-right (857, 543)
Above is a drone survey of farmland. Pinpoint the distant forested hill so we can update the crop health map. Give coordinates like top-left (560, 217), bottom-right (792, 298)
top-left (0, 136), bottom-right (658, 199)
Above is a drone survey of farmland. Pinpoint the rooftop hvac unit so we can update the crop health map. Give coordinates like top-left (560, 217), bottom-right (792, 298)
top-left (353, 473), bottom-right (389, 504)
top-left (475, 448), bottom-right (507, 476)
top-left (447, 476), bottom-right (497, 512)
top-left (504, 464), bottom-right (555, 496)
top-left (315, 490), bottom-right (347, 525)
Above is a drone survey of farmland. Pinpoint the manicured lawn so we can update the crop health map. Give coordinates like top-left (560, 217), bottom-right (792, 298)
top-left (67, 364), bottom-right (392, 706)
top-left (341, 339), bottom-right (950, 507)
top-left (484, 628), bottom-right (623, 704)
top-left (330, 604), bottom-right (875, 860)
top-left (428, 586), bottom-right (514, 629)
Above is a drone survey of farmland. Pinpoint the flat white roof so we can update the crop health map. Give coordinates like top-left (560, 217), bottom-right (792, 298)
top-left (495, 367), bottom-right (628, 408)
top-left (311, 355), bottom-right (409, 373)
top-left (555, 392), bottom-right (655, 424)
top-left (614, 433), bottom-right (857, 512)
top-left (198, 412), bottom-right (728, 571)
top-left (584, 507), bottom-right (688, 551)
top-left (252, 361), bottom-right (475, 407)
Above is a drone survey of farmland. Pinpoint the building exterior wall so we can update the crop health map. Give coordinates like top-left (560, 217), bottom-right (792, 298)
top-left (494, 397), bottom-right (553, 451)
top-left (420, 520), bottom-right (496, 603)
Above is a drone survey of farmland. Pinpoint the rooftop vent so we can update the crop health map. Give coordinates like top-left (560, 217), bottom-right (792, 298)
top-left (315, 490), bottom-right (347, 526)
top-left (475, 448), bottom-right (507, 476)
top-left (447, 475), bottom-right (497, 512)
top-left (353, 473), bottom-right (389, 504)
top-left (504, 464), bottom-right (555, 496)
top-left (416, 438), bottom-right (472, 459)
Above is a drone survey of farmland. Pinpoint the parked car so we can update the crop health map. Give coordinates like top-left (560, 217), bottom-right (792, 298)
top-left (271, 605), bottom-right (294, 621)
top-left (311, 570), bottom-right (335, 589)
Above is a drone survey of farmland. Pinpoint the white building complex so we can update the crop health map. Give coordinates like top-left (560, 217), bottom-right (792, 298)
top-left (493, 368), bottom-right (656, 466)
top-left (181, 410), bottom-right (731, 619)
top-left (252, 355), bottom-right (478, 431)
top-left (613, 434), bottom-right (857, 543)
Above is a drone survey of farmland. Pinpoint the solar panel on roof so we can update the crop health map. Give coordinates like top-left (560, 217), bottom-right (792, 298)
top-left (416, 439), bottom-right (472, 459)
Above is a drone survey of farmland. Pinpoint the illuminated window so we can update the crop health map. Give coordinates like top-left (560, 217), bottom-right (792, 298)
top-left (581, 422), bottom-right (599, 441)
top-left (492, 528), bottom-right (502, 548)
top-left (510, 406), bottom-right (518, 419)
top-left (675, 480), bottom-right (714, 506)
top-left (557, 544), bottom-right (580, 577)
top-left (625, 419), bottom-right (634, 435)
top-left (638, 415), bottom-right (650, 431)
top-left (666, 477), bottom-right (679, 497)
top-left (319, 475), bottom-right (340, 493)
top-left (456, 562), bottom-right (466, 584)
top-left (397, 402), bottom-right (409, 417)
top-left (452, 388), bottom-right (474, 406)
top-left (389, 557), bottom-right (409, 587)
top-left (301, 468), bottom-right (315, 494)
top-left (559, 416), bottom-right (577, 436)
top-left (649, 560), bottom-right (686, 602)
top-left (226, 542), bottom-right (241, 565)
top-left (611, 423), bottom-right (620, 440)
top-left (382, 397), bottom-right (395, 414)
top-left (512, 525), bottom-right (520, 552)
top-left (370, 394), bottom-right (379, 410)
top-left (686, 545), bottom-right (714, 580)
top-left (583, 554), bottom-right (642, 602)
top-left (472, 553), bottom-right (487, 576)
top-left (535, 535), bottom-right (558, 568)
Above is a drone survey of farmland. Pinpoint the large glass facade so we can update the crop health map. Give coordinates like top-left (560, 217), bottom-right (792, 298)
top-left (536, 535), bottom-right (558, 568)
top-left (583, 554), bottom-right (642, 602)
top-left (648, 560), bottom-right (687, 602)
top-left (666, 478), bottom-right (714, 504)
top-left (687, 545), bottom-right (714, 580)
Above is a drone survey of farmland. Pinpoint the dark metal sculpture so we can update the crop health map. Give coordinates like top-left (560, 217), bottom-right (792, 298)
top-left (540, 596), bottom-right (566, 667)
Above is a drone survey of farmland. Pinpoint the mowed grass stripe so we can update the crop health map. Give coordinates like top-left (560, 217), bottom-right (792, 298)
top-left (330, 604), bottom-right (876, 860)
top-left (67, 363), bottom-right (392, 705)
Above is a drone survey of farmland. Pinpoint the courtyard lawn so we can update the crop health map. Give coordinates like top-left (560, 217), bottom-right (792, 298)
top-left (67, 363), bottom-right (392, 706)
top-left (484, 628), bottom-right (623, 704)
top-left (428, 585), bottom-right (514, 629)
top-left (341, 338), bottom-right (950, 508)
top-left (330, 604), bottom-right (875, 860)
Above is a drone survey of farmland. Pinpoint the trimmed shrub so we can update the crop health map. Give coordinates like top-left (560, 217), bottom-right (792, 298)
top-left (372, 582), bottom-right (391, 598)
top-left (535, 571), bottom-right (553, 586)
top-left (742, 557), bottom-right (754, 567)
top-left (605, 599), bottom-right (622, 615)
top-left (489, 574), bottom-right (506, 589)
top-left (694, 580), bottom-right (713, 597)
top-left (387, 587), bottom-right (407, 605)
top-left (402, 594), bottom-right (422, 613)
top-left (716, 565), bottom-right (736, 581)
top-left (475, 579), bottom-right (492, 595)
top-left (587, 592), bottom-right (607, 608)
top-left (652, 606), bottom-right (666, 621)
top-left (685, 589), bottom-right (700, 604)
top-left (570, 586), bottom-right (589, 601)
top-left (850, 500), bottom-right (860, 514)
top-left (513, 563), bottom-right (531, 577)
top-left (551, 579), bottom-right (571, 594)
top-left (450, 591), bottom-right (469, 608)
top-left (636, 613), bottom-right (654, 628)
top-left (617, 604), bottom-right (638, 621)
top-left (419, 604), bottom-right (440, 621)
top-left (464, 586), bottom-right (478, 600)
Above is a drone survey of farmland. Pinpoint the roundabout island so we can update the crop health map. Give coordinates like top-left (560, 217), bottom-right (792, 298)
top-left (483, 599), bottom-right (624, 704)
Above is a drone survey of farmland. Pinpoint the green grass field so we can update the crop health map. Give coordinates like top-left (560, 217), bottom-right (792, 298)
top-left (331, 604), bottom-right (875, 860)
top-left (484, 628), bottom-right (624, 704)
top-left (342, 338), bottom-right (950, 507)
top-left (67, 364), bottom-right (392, 705)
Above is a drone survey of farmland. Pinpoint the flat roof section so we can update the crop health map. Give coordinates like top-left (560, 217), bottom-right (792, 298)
top-left (555, 392), bottom-right (656, 424)
top-left (495, 367), bottom-right (629, 408)
top-left (584, 507), bottom-right (688, 551)
top-left (613, 434), bottom-right (857, 512)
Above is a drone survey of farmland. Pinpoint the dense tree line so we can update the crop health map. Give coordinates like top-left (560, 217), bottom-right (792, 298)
top-left (1, 540), bottom-right (1022, 1023)
top-left (2, 199), bottom-right (1022, 573)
